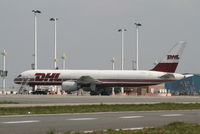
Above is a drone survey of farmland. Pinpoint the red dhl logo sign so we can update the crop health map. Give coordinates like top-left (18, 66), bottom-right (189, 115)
top-left (167, 55), bottom-right (179, 60)
top-left (35, 73), bottom-right (62, 81)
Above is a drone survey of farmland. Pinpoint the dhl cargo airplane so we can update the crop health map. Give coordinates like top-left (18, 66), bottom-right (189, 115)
top-left (14, 41), bottom-right (190, 92)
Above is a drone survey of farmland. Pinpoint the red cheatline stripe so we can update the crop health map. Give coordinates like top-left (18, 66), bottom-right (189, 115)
top-left (14, 78), bottom-right (173, 86)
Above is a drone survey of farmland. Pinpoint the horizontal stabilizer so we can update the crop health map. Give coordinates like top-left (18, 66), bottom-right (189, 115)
top-left (182, 73), bottom-right (194, 78)
top-left (159, 73), bottom-right (175, 79)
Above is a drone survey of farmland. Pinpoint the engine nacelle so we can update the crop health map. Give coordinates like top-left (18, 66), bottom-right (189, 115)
top-left (62, 81), bottom-right (78, 91)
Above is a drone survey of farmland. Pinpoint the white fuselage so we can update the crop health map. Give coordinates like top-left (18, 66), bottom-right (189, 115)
top-left (14, 69), bottom-right (184, 87)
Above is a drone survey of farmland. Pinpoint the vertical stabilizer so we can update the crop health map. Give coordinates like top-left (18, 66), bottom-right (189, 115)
top-left (151, 41), bottom-right (186, 73)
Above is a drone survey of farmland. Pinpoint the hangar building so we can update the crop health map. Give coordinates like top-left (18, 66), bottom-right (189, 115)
top-left (165, 74), bottom-right (200, 95)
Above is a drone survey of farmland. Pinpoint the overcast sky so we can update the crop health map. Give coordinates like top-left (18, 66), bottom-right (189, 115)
top-left (0, 0), bottom-right (200, 87)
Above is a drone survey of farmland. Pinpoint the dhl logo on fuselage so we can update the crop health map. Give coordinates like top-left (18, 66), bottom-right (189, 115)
top-left (167, 55), bottom-right (179, 60)
top-left (35, 73), bottom-right (62, 81)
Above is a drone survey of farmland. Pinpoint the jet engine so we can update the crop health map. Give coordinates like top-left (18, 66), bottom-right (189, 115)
top-left (62, 81), bottom-right (78, 91)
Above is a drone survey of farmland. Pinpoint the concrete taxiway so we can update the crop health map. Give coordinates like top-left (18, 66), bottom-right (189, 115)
top-left (0, 110), bottom-right (200, 134)
top-left (0, 95), bottom-right (200, 107)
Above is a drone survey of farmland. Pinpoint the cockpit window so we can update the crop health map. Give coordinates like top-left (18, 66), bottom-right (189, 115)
top-left (17, 75), bottom-right (22, 78)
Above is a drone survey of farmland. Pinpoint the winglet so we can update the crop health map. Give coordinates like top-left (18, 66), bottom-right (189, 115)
top-left (151, 41), bottom-right (186, 73)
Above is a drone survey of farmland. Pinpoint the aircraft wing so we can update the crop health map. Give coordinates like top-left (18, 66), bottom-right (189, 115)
top-left (76, 76), bottom-right (102, 85)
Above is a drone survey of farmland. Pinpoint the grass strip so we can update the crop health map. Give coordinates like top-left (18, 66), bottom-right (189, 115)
top-left (46, 122), bottom-right (200, 134)
top-left (0, 103), bottom-right (200, 115)
top-left (0, 101), bottom-right (19, 104)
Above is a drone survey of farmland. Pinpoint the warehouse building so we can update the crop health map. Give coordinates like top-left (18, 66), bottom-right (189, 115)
top-left (165, 74), bottom-right (200, 95)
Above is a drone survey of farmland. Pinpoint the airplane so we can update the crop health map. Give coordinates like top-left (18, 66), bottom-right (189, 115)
top-left (14, 41), bottom-right (189, 92)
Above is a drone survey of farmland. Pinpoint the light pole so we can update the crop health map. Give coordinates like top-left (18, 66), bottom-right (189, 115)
top-left (32, 10), bottom-right (41, 70)
top-left (118, 29), bottom-right (127, 70)
top-left (111, 57), bottom-right (115, 95)
top-left (111, 57), bottom-right (115, 70)
top-left (61, 54), bottom-right (67, 70)
top-left (50, 17), bottom-right (58, 69)
top-left (32, 10), bottom-right (41, 91)
top-left (132, 60), bottom-right (136, 70)
top-left (118, 29), bottom-right (127, 94)
top-left (134, 23), bottom-right (142, 70)
top-left (1, 49), bottom-right (8, 94)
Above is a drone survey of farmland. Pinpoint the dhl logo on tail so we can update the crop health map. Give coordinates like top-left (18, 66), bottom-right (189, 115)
top-left (167, 55), bottom-right (179, 60)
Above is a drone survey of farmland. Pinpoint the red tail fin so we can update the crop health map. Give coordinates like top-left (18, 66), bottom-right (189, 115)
top-left (151, 41), bottom-right (186, 73)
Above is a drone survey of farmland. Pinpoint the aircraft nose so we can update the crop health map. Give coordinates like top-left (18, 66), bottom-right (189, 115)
top-left (14, 78), bottom-right (21, 84)
top-left (14, 78), bottom-right (17, 84)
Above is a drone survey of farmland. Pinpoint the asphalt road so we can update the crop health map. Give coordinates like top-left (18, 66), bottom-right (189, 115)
top-left (0, 110), bottom-right (200, 134)
top-left (0, 95), bottom-right (200, 107)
